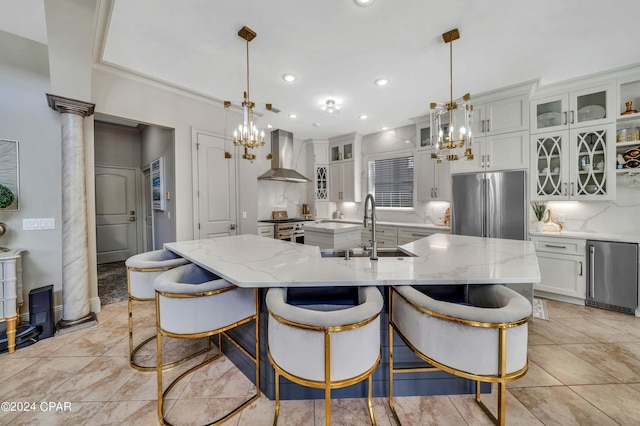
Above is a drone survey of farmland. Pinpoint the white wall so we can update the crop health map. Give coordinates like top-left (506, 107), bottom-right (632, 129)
top-left (0, 30), bottom-right (64, 307)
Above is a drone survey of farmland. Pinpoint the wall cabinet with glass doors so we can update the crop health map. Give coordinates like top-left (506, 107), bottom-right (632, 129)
top-left (530, 82), bottom-right (615, 134)
top-left (531, 124), bottom-right (616, 201)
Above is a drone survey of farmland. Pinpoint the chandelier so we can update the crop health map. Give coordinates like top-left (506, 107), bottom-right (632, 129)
top-left (232, 26), bottom-right (265, 162)
top-left (321, 99), bottom-right (341, 114)
top-left (431, 28), bottom-right (473, 162)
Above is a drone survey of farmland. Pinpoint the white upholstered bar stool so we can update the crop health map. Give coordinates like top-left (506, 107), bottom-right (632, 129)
top-left (266, 286), bottom-right (384, 426)
top-left (388, 284), bottom-right (532, 426)
top-left (154, 263), bottom-right (259, 426)
top-left (126, 248), bottom-right (189, 371)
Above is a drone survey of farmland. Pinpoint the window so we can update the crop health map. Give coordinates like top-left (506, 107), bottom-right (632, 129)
top-left (367, 154), bottom-right (414, 208)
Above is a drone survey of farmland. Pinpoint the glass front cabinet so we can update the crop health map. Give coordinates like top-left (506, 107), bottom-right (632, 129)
top-left (531, 82), bottom-right (615, 134)
top-left (531, 124), bottom-right (616, 201)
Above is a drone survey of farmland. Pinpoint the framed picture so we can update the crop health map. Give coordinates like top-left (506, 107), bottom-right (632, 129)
top-left (0, 139), bottom-right (19, 211)
top-left (151, 157), bottom-right (165, 211)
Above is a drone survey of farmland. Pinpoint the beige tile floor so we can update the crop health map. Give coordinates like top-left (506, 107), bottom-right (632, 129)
top-left (1, 298), bottom-right (640, 425)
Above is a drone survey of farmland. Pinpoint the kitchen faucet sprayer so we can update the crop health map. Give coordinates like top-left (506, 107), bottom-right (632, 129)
top-left (364, 193), bottom-right (378, 260)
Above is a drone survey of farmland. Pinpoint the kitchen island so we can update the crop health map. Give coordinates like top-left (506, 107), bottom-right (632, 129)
top-left (164, 233), bottom-right (540, 400)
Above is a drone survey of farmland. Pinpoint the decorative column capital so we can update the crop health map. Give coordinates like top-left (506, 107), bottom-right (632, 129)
top-left (46, 94), bottom-right (95, 117)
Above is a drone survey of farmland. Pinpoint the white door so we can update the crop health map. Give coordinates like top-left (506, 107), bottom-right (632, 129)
top-left (194, 130), bottom-right (237, 239)
top-left (143, 168), bottom-right (153, 251)
top-left (95, 166), bottom-right (138, 263)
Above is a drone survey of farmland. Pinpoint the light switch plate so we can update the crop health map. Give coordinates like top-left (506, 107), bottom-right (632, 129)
top-left (23, 218), bottom-right (55, 230)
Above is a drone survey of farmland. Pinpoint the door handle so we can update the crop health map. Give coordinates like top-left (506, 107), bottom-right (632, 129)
top-left (230, 223), bottom-right (236, 230)
top-left (129, 217), bottom-right (136, 221)
top-left (562, 111), bottom-right (568, 125)
top-left (486, 155), bottom-right (490, 168)
top-left (589, 246), bottom-right (595, 298)
top-left (571, 182), bottom-right (575, 196)
top-left (486, 119), bottom-right (490, 133)
top-left (570, 110), bottom-right (575, 124)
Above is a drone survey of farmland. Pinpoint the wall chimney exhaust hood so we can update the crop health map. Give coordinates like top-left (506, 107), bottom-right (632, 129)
top-left (258, 129), bottom-right (311, 183)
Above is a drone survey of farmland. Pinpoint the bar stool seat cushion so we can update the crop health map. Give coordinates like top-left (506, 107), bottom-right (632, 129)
top-left (392, 284), bottom-right (531, 376)
top-left (126, 249), bottom-right (188, 299)
top-left (267, 286), bottom-right (383, 383)
top-left (154, 264), bottom-right (255, 335)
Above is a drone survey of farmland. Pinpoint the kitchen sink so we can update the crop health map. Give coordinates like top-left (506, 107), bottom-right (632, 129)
top-left (320, 247), bottom-right (416, 258)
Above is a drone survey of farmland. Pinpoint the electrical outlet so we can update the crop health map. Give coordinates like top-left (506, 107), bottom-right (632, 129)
top-left (558, 213), bottom-right (566, 223)
top-left (242, 211), bottom-right (247, 219)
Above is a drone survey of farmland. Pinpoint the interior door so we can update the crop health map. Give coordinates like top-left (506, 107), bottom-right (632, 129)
top-left (194, 130), bottom-right (237, 238)
top-left (95, 166), bottom-right (138, 263)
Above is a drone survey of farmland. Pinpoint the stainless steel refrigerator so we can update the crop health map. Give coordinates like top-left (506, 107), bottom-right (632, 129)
top-left (586, 240), bottom-right (638, 314)
top-left (451, 170), bottom-right (528, 240)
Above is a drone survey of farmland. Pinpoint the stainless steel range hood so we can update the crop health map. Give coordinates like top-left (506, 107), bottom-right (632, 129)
top-left (258, 129), bottom-right (311, 183)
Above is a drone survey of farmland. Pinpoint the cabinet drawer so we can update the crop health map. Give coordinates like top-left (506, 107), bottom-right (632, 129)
top-left (397, 227), bottom-right (434, 241)
top-left (257, 226), bottom-right (274, 238)
top-left (0, 264), bottom-right (3, 280)
top-left (375, 235), bottom-right (398, 248)
top-left (532, 237), bottom-right (585, 255)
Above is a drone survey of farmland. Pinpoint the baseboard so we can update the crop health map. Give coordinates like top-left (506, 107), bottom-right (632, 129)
top-left (534, 290), bottom-right (585, 306)
top-left (19, 297), bottom-right (102, 324)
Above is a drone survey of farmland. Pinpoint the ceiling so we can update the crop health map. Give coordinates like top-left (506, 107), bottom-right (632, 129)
top-left (2, 0), bottom-right (640, 140)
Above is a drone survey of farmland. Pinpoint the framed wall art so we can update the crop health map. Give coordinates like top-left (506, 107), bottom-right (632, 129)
top-left (0, 139), bottom-right (19, 211)
top-left (151, 157), bottom-right (165, 211)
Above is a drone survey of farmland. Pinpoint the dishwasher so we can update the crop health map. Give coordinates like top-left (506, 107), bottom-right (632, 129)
top-left (586, 240), bottom-right (638, 315)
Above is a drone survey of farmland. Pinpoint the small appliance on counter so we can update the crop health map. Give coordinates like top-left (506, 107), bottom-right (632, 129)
top-left (301, 204), bottom-right (312, 220)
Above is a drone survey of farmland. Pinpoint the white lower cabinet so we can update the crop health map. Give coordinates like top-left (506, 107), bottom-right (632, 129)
top-left (531, 236), bottom-right (586, 304)
top-left (361, 224), bottom-right (397, 248)
top-left (257, 224), bottom-right (274, 238)
top-left (397, 227), bottom-right (435, 245)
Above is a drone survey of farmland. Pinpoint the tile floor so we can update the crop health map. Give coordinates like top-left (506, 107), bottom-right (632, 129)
top-left (1, 298), bottom-right (640, 425)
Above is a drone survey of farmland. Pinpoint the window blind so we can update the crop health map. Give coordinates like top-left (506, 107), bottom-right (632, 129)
top-left (368, 155), bottom-right (413, 208)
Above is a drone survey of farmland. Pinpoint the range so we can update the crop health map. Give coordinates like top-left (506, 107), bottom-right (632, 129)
top-left (259, 211), bottom-right (314, 243)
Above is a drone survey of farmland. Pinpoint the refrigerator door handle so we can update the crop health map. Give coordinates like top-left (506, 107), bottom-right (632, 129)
top-left (589, 245), bottom-right (595, 298)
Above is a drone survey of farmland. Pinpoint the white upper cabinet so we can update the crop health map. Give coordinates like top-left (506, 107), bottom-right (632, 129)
top-left (329, 133), bottom-right (361, 202)
top-left (530, 82), bottom-right (615, 134)
top-left (416, 151), bottom-right (451, 201)
top-left (531, 124), bottom-right (616, 201)
top-left (472, 95), bottom-right (529, 136)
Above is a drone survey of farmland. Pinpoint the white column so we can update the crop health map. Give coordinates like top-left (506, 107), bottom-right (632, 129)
top-left (47, 94), bottom-right (96, 325)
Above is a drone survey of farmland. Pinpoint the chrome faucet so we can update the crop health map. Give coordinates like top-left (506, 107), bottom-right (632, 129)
top-left (363, 193), bottom-right (378, 260)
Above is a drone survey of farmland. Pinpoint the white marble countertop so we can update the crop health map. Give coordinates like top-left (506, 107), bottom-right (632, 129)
top-left (326, 218), bottom-right (451, 231)
top-left (303, 222), bottom-right (363, 234)
top-left (164, 234), bottom-right (540, 288)
top-left (530, 231), bottom-right (640, 244)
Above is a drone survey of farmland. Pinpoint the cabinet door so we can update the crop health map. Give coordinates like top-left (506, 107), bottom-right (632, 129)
top-left (570, 124), bottom-right (616, 200)
top-left (329, 163), bottom-right (342, 201)
top-left (315, 166), bottom-right (328, 200)
top-left (484, 131), bottom-right (529, 171)
top-left (531, 94), bottom-right (569, 134)
top-left (315, 144), bottom-right (329, 164)
top-left (485, 95), bottom-right (529, 135)
top-left (531, 131), bottom-right (569, 200)
top-left (416, 151), bottom-right (436, 201)
top-left (569, 83), bottom-right (615, 129)
top-left (342, 162), bottom-right (356, 201)
top-left (535, 252), bottom-right (586, 299)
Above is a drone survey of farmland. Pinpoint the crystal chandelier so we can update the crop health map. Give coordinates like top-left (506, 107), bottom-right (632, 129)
top-left (232, 26), bottom-right (265, 162)
top-left (431, 29), bottom-right (473, 162)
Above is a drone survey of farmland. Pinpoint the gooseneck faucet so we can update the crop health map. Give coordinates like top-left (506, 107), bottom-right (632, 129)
top-left (363, 193), bottom-right (378, 260)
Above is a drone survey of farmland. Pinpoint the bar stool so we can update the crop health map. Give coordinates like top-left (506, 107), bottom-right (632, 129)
top-left (388, 284), bottom-right (532, 426)
top-left (266, 286), bottom-right (383, 426)
top-left (126, 248), bottom-right (189, 371)
top-left (154, 263), bottom-right (259, 426)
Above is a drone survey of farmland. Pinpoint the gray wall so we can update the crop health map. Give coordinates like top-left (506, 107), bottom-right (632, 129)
top-left (141, 125), bottom-right (176, 247)
top-left (0, 30), bottom-right (64, 307)
top-left (94, 121), bottom-right (141, 167)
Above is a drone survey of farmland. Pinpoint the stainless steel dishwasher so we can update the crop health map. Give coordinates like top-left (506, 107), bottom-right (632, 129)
top-left (586, 240), bottom-right (638, 315)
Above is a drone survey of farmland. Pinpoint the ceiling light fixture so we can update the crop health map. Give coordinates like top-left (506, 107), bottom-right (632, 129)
top-left (321, 99), bottom-right (341, 114)
top-left (288, 113), bottom-right (297, 119)
top-left (381, 126), bottom-right (388, 131)
top-left (353, 0), bottom-right (376, 6)
top-left (229, 26), bottom-right (266, 162)
top-left (359, 114), bottom-right (368, 120)
top-left (374, 78), bottom-right (389, 86)
top-left (431, 28), bottom-right (473, 162)
top-left (282, 73), bottom-right (296, 82)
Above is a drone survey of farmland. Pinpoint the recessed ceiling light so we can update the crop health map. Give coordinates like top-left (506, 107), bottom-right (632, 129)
top-left (359, 114), bottom-right (368, 120)
top-left (405, 140), bottom-right (411, 144)
top-left (381, 126), bottom-right (388, 131)
top-left (282, 74), bottom-right (296, 82)
top-left (267, 124), bottom-right (273, 129)
top-left (288, 113), bottom-right (297, 119)
top-left (374, 78), bottom-right (389, 87)
top-left (353, 0), bottom-right (375, 6)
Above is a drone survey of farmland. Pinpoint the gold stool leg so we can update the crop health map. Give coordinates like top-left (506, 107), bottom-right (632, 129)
top-left (6, 316), bottom-right (17, 353)
top-left (273, 371), bottom-right (280, 426)
top-left (367, 375), bottom-right (376, 425)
